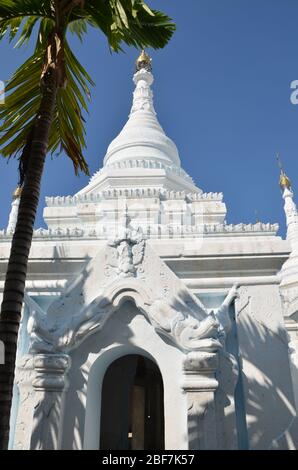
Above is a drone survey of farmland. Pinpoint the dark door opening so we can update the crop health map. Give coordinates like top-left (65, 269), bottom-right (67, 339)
top-left (100, 354), bottom-right (165, 450)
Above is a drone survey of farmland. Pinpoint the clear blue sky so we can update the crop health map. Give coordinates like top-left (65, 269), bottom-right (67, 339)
top-left (1, 0), bottom-right (298, 237)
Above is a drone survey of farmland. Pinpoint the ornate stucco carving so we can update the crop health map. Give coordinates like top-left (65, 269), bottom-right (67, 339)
top-left (130, 69), bottom-right (155, 114)
top-left (13, 356), bottom-right (35, 450)
top-left (25, 238), bottom-right (239, 355)
top-left (45, 189), bottom-right (225, 206)
top-left (26, 285), bottom-right (235, 355)
top-left (213, 284), bottom-right (239, 338)
top-left (106, 212), bottom-right (146, 278)
top-left (29, 354), bottom-right (71, 450)
top-left (279, 185), bottom-right (298, 319)
top-left (0, 222), bottom-right (279, 241)
top-left (32, 354), bottom-right (70, 391)
top-left (147, 299), bottom-right (220, 352)
top-left (182, 351), bottom-right (219, 450)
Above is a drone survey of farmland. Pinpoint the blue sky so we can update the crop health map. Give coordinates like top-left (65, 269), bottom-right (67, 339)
top-left (1, 0), bottom-right (298, 236)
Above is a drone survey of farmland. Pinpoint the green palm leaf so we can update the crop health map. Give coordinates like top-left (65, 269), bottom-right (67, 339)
top-left (0, 0), bottom-right (176, 451)
top-left (0, 38), bottom-right (93, 175)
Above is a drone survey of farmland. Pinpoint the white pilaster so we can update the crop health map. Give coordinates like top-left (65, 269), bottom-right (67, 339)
top-left (182, 351), bottom-right (219, 450)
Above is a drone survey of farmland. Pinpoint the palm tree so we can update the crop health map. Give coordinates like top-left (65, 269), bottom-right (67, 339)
top-left (0, 0), bottom-right (175, 450)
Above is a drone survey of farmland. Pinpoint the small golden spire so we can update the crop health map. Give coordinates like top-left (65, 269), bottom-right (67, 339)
top-left (277, 154), bottom-right (292, 190)
top-left (280, 170), bottom-right (292, 190)
top-left (13, 185), bottom-right (22, 199)
top-left (136, 49), bottom-right (152, 72)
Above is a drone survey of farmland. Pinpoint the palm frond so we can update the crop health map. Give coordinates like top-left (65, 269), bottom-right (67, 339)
top-left (48, 40), bottom-right (93, 174)
top-left (0, 0), bottom-right (53, 43)
top-left (0, 0), bottom-right (175, 175)
top-left (0, 37), bottom-right (92, 175)
top-left (0, 51), bottom-right (43, 157)
top-left (82, 0), bottom-right (176, 51)
top-left (68, 18), bottom-right (88, 42)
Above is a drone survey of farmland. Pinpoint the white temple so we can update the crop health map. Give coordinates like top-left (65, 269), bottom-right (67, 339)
top-left (1, 51), bottom-right (298, 450)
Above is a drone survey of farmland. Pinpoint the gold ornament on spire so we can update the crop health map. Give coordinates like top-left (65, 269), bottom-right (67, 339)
top-left (13, 185), bottom-right (22, 199)
top-left (279, 170), bottom-right (292, 190)
top-left (277, 154), bottom-right (292, 190)
top-left (136, 49), bottom-right (152, 72)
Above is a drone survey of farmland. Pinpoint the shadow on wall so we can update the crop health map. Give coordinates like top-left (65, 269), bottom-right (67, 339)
top-left (18, 258), bottom-right (298, 451)
top-left (233, 310), bottom-right (298, 450)
top-left (186, 302), bottom-right (298, 451)
top-left (63, 303), bottom-right (165, 450)
top-left (14, 256), bottom-right (92, 451)
top-left (67, 312), bottom-right (136, 450)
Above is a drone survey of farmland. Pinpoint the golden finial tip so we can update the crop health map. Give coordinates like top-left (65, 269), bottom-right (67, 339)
top-left (276, 154), bottom-right (292, 190)
top-left (279, 170), bottom-right (292, 190)
top-left (136, 49), bottom-right (152, 72)
top-left (13, 186), bottom-right (22, 198)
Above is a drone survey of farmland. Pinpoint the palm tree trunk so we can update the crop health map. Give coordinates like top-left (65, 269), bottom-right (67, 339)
top-left (0, 67), bottom-right (58, 450)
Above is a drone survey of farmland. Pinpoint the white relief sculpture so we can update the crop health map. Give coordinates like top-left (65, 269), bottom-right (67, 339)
top-left (214, 284), bottom-right (239, 337)
top-left (130, 69), bottom-right (155, 115)
top-left (149, 301), bottom-right (221, 352)
top-left (25, 276), bottom-right (239, 355)
top-left (106, 207), bottom-right (146, 278)
top-left (148, 285), bottom-right (239, 352)
top-left (26, 292), bottom-right (112, 353)
top-left (0, 213), bottom-right (280, 242)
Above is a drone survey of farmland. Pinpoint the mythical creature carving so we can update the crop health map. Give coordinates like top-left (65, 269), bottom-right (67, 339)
top-left (106, 207), bottom-right (146, 278)
top-left (148, 285), bottom-right (238, 352)
top-left (25, 283), bottom-right (238, 355)
top-left (213, 284), bottom-right (239, 338)
top-left (26, 293), bottom-right (113, 353)
top-left (151, 301), bottom-right (221, 352)
top-left (25, 207), bottom-right (238, 355)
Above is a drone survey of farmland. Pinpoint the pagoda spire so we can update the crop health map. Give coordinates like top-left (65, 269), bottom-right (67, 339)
top-left (78, 51), bottom-right (201, 196)
top-left (130, 51), bottom-right (155, 116)
top-left (278, 153), bottom-right (292, 191)
top-left (7, 186), bottom-right (22, 233)
top-left (278, 157), bottom-right (298, 307)
top-left (103, 50), bottom-right (181, 169)
top-left (277, 156), bottom-right (298, 247)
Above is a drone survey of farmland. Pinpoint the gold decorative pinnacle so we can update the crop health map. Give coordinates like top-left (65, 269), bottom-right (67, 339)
top-left (279, 170), bottom-right (292, 190)
top-left (13, 185), bottom-right (22, 199)
top-left (136, 49), bottom-right (152, 72)
top-left (277, 154), bottom-right (292, 190)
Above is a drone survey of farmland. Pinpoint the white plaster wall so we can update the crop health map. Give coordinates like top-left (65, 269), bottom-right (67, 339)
top-left (61, 301), bottom-right (188, 450)
top-left (235, 284), bottom-right (297, 449)
top-left (287, 327), bottom-right (298, 411)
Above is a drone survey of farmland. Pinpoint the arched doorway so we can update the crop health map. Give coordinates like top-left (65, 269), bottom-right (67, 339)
top-left (100, 354), bottom-right (165, 450)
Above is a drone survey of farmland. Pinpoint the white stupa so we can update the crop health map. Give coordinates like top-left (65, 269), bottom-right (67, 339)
top-left (78, 50), bottom-right (199, 195)
top-left (1, 52), bottom-right (298, 451)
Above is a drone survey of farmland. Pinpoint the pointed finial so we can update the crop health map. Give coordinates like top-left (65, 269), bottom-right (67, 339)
top-left (12, 185), bottom-right (22, 199)
top-left (277, 154), bottom-right (292, 190)
top-left (136, 49), bottom-right (152, 72)
top-left (254, 209), bottom-right (260, 223)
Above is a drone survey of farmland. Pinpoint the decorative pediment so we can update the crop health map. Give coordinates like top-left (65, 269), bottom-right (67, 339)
top-left (26, 231), bottom-right (237, 355)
